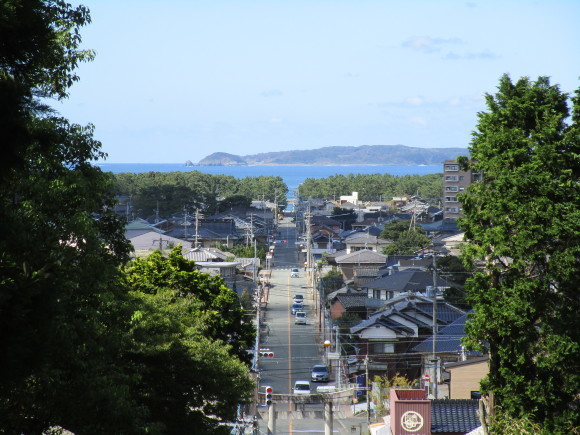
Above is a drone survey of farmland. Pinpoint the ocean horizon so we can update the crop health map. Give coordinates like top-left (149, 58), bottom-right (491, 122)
top-left (96, 163), bottom-right (442, 198)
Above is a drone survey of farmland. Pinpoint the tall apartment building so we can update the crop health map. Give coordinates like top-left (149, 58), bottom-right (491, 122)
top-left (442, 159), bottom-right (480, 219)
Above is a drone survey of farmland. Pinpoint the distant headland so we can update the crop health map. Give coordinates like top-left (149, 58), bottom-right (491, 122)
top-left (194, 145), bottom-right (467, 166)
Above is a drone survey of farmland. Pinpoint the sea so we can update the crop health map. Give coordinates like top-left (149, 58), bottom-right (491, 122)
top-left (97, 163), bottom-right (440, 194)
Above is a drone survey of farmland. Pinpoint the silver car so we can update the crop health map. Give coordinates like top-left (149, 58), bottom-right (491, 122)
top-left (311, 364), bottom-right (330, 382)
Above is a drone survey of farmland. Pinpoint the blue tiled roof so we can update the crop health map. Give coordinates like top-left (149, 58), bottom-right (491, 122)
top-left (431, 399), bottom-right (480, 433)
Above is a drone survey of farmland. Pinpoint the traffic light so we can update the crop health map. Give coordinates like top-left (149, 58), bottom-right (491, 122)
top-left (259, 348), bottom-right (275, 358)
top-left (265, 386), bottom-right (273, 406)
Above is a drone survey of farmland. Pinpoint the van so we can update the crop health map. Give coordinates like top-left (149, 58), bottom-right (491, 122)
top-left (295, 311), bottom-right (306, 324)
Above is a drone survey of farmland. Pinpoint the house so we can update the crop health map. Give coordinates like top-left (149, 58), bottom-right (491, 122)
top-left (194, 261), bottom-right (240, 289)
top-left (183, 246), bottom-right (229, 262)
top-left (412, 313), bottom-right (482, 384)
top-left (128, 230), bottom-right (192, 257)
top-left (125, 219), bottom-right (165, 239)
top-left (329, 291), bottom-right (385, 321)
top-left (339, 191), bottom-right (359, 205)
top-left (445, 356), bottom-right (489, 400)
top-left (349, 294), bottom-right (465, 379)
top-left (435, 232), bottom-right (466, 257)
top-left (334, 250), bottom-right (388, 280)
top-left (343, 231), bottom-right (393, 254)
top-left (370, 388), bottom-right (481, 435)
top-left (310, 215), bottom-right (342, 234)
top-left (362, 270), bottom-right (457, 301)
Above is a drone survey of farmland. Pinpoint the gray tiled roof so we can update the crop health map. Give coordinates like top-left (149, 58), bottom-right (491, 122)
top-left (349, 294), bottom-right (465, 335)
top-left (335, 250), bottom-right (387, 264)
top-left (431, 399), bottom-right (480, 433)
top-left (412, 312), bottom-right (482, 356)
top-left (364, 270), bottom-right (456, 292)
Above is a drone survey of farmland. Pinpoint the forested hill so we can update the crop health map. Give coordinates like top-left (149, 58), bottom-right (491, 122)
top-left (197, 145), bottom-right (467, 165)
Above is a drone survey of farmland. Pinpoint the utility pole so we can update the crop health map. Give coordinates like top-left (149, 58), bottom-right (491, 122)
top-left (267, 402), bottom-right (276, 435)
top-left (324, 401), bottom-right (333, 435)
top-left (185, 206), bottom-right (190, 239)
top-left (432, 253), bottom-right (439, 399)
top-left (365, 354), bottom-right (371, 427)
top-left (194, 209), bottom-right (201, 247)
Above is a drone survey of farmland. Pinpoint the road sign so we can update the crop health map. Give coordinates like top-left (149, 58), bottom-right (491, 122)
top-left (424, 374), bottom-right (430, 381)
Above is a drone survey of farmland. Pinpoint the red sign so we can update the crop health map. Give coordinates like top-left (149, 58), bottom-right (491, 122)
top-left (424, 374), bottom-right (430, 381)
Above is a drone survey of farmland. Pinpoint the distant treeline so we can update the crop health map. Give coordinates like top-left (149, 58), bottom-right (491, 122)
top-left (298, 173), bottom-right (443, 202)
top-left (112, 171), bottom-right (288, 218)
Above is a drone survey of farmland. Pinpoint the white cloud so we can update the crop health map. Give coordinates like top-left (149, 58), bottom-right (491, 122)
top-left (269, 118), bottom-right (282, 123)
top-left (406, 96), bottom-right (424, 106)
top-left (402, 36), bottom-right (462, 53)
top-left (447, 98), bottom-right (461, 106)
top-left (445, 50), bottom-right (500, 60)
top-left (409, 117), bottom-right (428, 126)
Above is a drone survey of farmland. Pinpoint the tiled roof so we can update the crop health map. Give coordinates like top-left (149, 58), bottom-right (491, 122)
top-left (364, 270), bottom-right (456, 291)
top-left (412, 312), bottom-right (482, 356)
top-left (183, 247), bottom-right (229, 262)
top-left (411, 302), bottom-right (465, 324)
top-left (335, 250), bottom-right (387, 264)
top-left (312, 215), bottom-right (341, 226)
top-left (349, 294), bottom-right (465, 335)
top-left (335, 293), bottom-right (368, 309)
top-left (431, 399), bottom-right (480, 433)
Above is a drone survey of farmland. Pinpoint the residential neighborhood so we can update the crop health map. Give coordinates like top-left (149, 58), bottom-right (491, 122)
top-left (113, 159), bottom-right (490, 434)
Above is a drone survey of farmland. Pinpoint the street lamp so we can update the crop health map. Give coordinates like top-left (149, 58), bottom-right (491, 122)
top-left (323, 340), bottom-right (331, 364)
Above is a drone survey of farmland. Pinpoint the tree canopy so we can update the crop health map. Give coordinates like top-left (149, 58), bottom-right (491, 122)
top-left (0, 2), bottom-right (256, 432)
top-left (298, 173), bottom-right (442, 202)
top-left (459, 75), bottom-right (580, 432)
top-left (379, 220), bottom-right (431, 255)
top-left (112, 171), bottom-right (288, 219)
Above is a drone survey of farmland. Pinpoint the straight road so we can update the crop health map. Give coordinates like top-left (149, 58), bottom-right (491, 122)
top-left (256, 219), bottom-right (365, 434)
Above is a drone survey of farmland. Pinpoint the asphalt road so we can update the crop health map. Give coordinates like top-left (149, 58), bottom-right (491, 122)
top-left (256, 219), bottom-right (367, 434)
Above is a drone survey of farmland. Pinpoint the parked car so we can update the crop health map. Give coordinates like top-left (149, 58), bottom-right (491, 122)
top-left (293, 294), bottom-right (304, 304)
top-left (290, 268), bottom-right (300, 278)
top-left (295, 311), bottom-right (307, 324)
top-left (311, 364), bottom-right (330, 382)
top-left (293, 380), bottom-right (311, 395)
top-left (291, 303), bottom-right (303, 315)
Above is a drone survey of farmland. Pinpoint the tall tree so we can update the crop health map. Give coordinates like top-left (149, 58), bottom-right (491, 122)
top-left (459, 75), bottom-right (580, 432)
top-left (122, 247), bottom-right (255, 433)
top-left (380, 220), bottom-right (430, 255)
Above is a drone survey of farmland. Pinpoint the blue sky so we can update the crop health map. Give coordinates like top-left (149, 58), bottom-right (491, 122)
top-left (57, 0), bottom-right (580, 163)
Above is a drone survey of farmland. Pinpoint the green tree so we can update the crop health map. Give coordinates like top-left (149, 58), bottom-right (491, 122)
top-left (436, 256), bottom-right (471, 309)
top-left (459, 75), bottom-right (580, 432)
top-left (319, 269), bottom-right (345, 297)
top-left (122, 247), bottom-right (255, 432)
top-left (0, 1), bottom-right (147, 431)
top-left (123, 247), bottom-right (256, 365)
top-left (380, 221), bottom-right (430, 255)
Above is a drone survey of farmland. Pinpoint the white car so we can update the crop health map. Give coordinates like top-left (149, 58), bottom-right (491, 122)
top-left (293, 380), bottom-right (311, 395)
top-left (293, 294), bottom-right (304, 304)
top-left (295, 311), bottom-right (306, 325)
top-left (290, 268), bottom-right (300, 278)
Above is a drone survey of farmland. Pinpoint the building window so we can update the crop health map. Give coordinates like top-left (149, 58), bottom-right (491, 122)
top-left (445, 175), bottom-right (458, 181)
top-left (373, 342), bottom-right (395, 353)
top-left (372, 289), bottom-right (381, 299)
top-left (445, 186), bottom-right (459, 192)
top-left (445, 164), bottom-right (459, 171)
top-left (459, 175), bottom-right (465, 181)
top-left (445, 196), bottom-right (458, 202)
